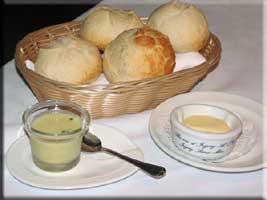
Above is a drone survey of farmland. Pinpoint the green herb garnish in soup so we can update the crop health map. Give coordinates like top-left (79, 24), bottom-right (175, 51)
top-left (31, 112), bottom-right (82, 134)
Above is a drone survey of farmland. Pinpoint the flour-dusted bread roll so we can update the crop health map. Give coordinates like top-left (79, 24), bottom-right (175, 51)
top-left (103, 27), bottom-right (175, 83)
top-left (80, 5), bottom-right (144, 50)
top-left (35, 35), bottom-right (102, 84)
top-left (147, 0), bottom-right (210, 52)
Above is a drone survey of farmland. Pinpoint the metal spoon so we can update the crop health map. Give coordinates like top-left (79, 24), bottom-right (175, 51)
top-left (82, 133), bottom-right (166, 179)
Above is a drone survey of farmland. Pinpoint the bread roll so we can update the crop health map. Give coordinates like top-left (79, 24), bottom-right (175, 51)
top-left (103, 27), bottom-right (175, 83)
top-left (80, 6), bottom-right (144, 50)
top-left (35, 35), bottom-right (102, 84)
top-left (147, 0), bottom-right (210, 52)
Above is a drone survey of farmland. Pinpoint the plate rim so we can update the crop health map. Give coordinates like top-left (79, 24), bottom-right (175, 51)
top-left (5, 123), bottom-right (143, 190)
top-left (149, 91), bottom-right (265, 173)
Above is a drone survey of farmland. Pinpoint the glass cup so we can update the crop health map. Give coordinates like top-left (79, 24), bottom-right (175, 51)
top-left (23, 100), bottom-right (90, 172)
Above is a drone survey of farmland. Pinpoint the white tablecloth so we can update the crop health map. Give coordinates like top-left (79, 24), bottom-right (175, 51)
top-left (3, 0), bottom-right (266, 198)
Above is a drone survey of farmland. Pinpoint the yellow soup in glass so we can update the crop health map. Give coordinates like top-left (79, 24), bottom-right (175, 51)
top-left (30, 111), bottom-right (84, 171)
top-left (31, 112), bottom-right (82, 134)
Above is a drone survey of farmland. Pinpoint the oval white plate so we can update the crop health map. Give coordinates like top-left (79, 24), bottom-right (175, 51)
top-left (6, 123), bottom-right (143, 189)
top-left (149, 91), bottom-right (265, 172)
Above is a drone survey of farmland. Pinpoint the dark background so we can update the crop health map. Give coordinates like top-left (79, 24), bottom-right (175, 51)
top-left (2, 3), bottom-right (101, 65)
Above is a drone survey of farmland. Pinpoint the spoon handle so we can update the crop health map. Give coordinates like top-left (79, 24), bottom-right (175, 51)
top-left (102, 147), bottom-right (166, 178)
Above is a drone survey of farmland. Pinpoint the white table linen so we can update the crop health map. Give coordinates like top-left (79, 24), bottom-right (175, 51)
top-left (3, 0), bottom-right (265, 198)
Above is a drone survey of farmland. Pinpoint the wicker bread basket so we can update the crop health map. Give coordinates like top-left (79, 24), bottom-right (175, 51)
top-left (15, 19), bottom-right (221, 119)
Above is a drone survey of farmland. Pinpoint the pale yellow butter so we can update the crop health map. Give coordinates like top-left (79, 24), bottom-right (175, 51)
top-left (182, 115), bottom-right (231, 134)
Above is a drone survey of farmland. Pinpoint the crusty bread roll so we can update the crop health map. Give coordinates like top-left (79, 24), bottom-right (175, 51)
top-left (35, 35), bottom-right (102, 84)
top-left (147, 0), bottom-right (210, 52)
top-left (80, 5), bottom-right (144, 50)
top-left (103, 27), bottom-right (176, 83)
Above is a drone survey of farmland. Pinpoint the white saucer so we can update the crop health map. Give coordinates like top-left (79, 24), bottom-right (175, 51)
top-left (6, 123), bottom-right (143, 190)
top-left (149, 91), bottom-right (265, 172)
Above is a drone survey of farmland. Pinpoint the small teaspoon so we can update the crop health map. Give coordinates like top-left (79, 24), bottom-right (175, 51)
top-left (82, 133), bottom-right (166, 179)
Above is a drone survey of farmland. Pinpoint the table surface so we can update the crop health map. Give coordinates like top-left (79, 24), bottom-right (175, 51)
top-left (3, 0), bottom-right (266, 198)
